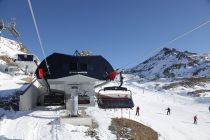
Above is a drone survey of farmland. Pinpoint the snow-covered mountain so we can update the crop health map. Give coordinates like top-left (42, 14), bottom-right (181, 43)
top-left (0, 36), bottom-right (28, 73)
top-left (127, 48), bottom-right (210, 79)
top-left (0, 36), bottom-right (27, 56)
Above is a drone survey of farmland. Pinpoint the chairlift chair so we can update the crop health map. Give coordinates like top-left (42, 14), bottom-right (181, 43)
top-left (97, 86), bottom-right (134, 109)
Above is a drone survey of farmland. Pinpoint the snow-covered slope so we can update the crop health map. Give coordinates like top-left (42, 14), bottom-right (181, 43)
top-left (0, 36), bottom-right (27, 57)
top-left (0, 79), bottom-right (210, 140)
top-left (0, 36), bottom-right (27, 73)
top-left (0, 37), bottom-right (32, 108)
top-left (127, 48), bottom-right (210, 78)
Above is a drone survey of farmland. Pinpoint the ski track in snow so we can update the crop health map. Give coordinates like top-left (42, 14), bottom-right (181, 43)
top-left (0, 107), bottom-right (60, 140)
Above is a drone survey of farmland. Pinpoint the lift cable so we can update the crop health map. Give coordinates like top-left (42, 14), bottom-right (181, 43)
top-left (27, 0), bottom-right (50, 74)
top-left (119, 20), bottom-right (210, 70)
top-left (160, 20), bottom-right (210, 48)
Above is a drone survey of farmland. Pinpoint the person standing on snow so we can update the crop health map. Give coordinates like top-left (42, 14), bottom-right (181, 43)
top-left (136, 106), bottom-right (140, 116)
top-left (119, 71), bottom-right (124, 87)
top-left (166, 107), bottom-right (171, 115)
top-left (209, 106), bottom-right (210, 112)
top-left (194, 115), bottom-right (198, 124)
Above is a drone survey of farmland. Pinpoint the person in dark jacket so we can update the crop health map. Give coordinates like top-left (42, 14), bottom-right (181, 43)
top-left (119, 71), bottom-right (124, 87)
top-left (166, 107), bottom-right (171, 115)
top-left (209, 106), bottom-right (210, 112)
top-left (136, 106), bottom-right (140, 116)
top-left (194, 115), bottom-right (198, 124)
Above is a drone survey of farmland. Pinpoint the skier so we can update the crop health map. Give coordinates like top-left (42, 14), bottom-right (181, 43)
top-left (119, 71), bottom-right (124, 87)
top-left (136, 106), bottom-right (140, 116)
top-left (194, 115), bottom-right (198, 124)
top-left (166, 107), bottom-right (171, 115)
top-left (209, 106), bottom-right (210, 112)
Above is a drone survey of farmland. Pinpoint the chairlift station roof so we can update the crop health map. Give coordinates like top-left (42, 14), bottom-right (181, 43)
top-left (35, 52), bottom-right (114, 80)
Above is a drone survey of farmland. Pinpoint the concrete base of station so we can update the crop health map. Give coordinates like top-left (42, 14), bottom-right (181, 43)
top-left (60, 116), bottom-right (92, 126)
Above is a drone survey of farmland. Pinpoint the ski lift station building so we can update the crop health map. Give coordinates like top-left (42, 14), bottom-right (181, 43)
top-left (19, 52), bottom-right (134, 121)
top-left (12, 53), bottom-right (39, 74)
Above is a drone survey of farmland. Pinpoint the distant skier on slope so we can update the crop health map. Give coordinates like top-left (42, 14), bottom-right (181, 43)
top-left (119, 71), bottom-right (124, 87)
top-left (136, 106), bottom-right (140, 116)
top-left (166, 107), bottom-right (171, 115)
top-left (194, 115), bottom-right (198, 124)
top-left (209, 106), bottom-right (210, 112)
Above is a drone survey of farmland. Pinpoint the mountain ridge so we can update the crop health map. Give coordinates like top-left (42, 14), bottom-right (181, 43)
top-left (127, 47), bottom-right (210, 79)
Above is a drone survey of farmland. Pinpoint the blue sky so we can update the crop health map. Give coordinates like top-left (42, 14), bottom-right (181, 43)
top-left (0, 0), bottom-right (210, 69)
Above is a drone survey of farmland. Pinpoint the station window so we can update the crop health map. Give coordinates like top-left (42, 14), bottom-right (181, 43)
top-left (17, 54), bottom-right (34, 61)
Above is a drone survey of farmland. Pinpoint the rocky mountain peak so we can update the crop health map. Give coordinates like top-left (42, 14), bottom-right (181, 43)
top-left (127, 48), bottom-right (210, 79)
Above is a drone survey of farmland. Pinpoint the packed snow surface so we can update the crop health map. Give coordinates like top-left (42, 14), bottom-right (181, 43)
top-left (0, 79), bottom-right (210, 140)
top-left (0, 73), bottom-right (29, 97)
top-left (0, 107), bottom-right (91, 140)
